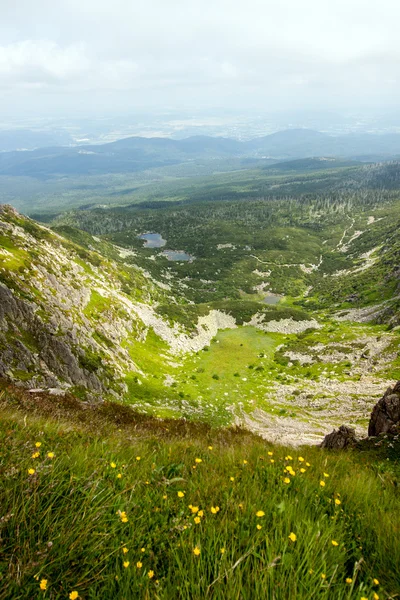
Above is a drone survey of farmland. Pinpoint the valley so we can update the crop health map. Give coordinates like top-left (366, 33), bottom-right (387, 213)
top-left (1, 150), bottom-right (400, 600)
top-left (1, 166), bottom-right (399, 445)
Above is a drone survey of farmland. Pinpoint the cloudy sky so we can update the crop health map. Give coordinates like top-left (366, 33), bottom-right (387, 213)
top-left (1, 0), bottom-right (399, 116)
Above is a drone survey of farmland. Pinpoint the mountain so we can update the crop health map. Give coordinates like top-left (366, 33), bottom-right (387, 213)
top-left (1, 199), bottom-right (400, 598)
top-left (2, 190), bottom-right (400, 437)
top-left (3, 129), bottom-right (400, 179)
top-left (2, 157), bottom-right (400, 596)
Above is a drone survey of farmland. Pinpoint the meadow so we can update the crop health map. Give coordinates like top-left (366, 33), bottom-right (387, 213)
top-left (0, 382), bottom-right (399, 600)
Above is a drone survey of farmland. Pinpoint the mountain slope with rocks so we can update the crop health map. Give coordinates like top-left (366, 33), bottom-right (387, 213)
top-left (0, 201), bottom-right (399, 444)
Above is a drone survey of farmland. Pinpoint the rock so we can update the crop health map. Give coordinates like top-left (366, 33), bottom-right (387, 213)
top-left (48, 388), bottom-right (66, 396)
top-left (320, 425), bottom-right (357, 449)
top-left (368, 381), bottom-right (400, 436)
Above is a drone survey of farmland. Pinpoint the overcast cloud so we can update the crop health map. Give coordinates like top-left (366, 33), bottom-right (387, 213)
top-left (0, 0), bottom-right (399, 115)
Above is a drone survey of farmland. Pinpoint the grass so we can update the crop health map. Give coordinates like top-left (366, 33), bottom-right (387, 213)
top-left (0, 382), bottom-right (399, 599)
top-left (177, 327), bottom-right (283, 423)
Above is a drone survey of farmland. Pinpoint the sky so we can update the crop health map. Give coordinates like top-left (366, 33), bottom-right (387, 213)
top-left (1, 0), bottom-right (399, 117)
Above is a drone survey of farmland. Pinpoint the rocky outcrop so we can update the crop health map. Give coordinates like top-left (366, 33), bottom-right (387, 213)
top-left (368, 381), bottom-right (400, 436)
top-left (320, 425), bottom-right (357, 449)
top-left (0, 283), bottom-right (105, 394)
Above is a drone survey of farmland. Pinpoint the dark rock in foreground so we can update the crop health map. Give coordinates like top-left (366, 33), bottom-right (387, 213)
top-left (320, 425), bottom-right (357, 449)
top-left (368, 381), bottom-right (400, 436)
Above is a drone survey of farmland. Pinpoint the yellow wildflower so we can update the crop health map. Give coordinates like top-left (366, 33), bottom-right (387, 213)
top-left (141, 547), bottom-right (145, 552)
top-left (122, 547), bottom-right (129, 554)
top-left (117, 473), bottom-right (122, 479)
top-left (361, 597), bottom-right (368, 600)
top-left (270, 459), bottom-right (275, 463)
top-left (243, 460), bottom-right (248, 465)
top-left (309, 569), bottom-right (314, 574)
top-left (267, 451), bottom-right (273, 456)
top-left (47, 452), bottom-right (54, 459)
top-left (193, 546), bottom-right (200, 556)
top-left (195, 458), bottom-right (202, 463)
top-left (208, 446), bottom-right (213, 450)
top-left (220, 548), bottom-right (225, 554)
top-left (123, 561), bottom-right (130, 568)
top-left (35, 442), bottom-right (42, 448)
top-left (194, 516), bottom-right (201, 524)
top-left (373, 594), bottom-right (379, 600)
top-left (163, 495), bottom-right (167, 499)
top-left (300, 468), bottom-right (306, 473)
top-left (373, 578), bottom-right (379, 585)
top-left (288, 532), bottom-right (297, 542)
top-left (32, 452), bottom-right (40, 459)
top-left (335, 498), bottom-right (341, 505)
top-left (256, 524), bottom-right (262, 530)
top-left (346, 578), bottom-right (352, 584)
top-left (39, 579), bottom-right (47, 590)
top-left (136, 456), bottom-right (141, 461)
top-left (238, 503), bottom-right (243, 509)
top-left (256, 510), bottom-right (265, 517)
top-left (320, 480), bottom-right (326, 487)
top-left (121, 517), bottom-right (128, 523)
top-left (321, 574), bottom-right (326, 580)
top-left (69, 593), bottom-right (79, 600)
top-left (210, 506), bottom-right (220, 514)
top-left (331, 540), bottom-right (338, 546)
top-left (136, 561), bottom-right (142, 568)
top-left (323, 472), bottom-right (329, 478)
top-left (191, 506), bottom-right (199, 514)
top-left (306, 462), bottom-right (311, 467)
top-left (148, 570), bottom-right (154, 579)
top-left (110, 462), bottom-right (116, 468)
top-left (28, 468), bottom-right (35, 475)
top-left (298, 456), bottom-right (304, 462)
top-left (284, 477), bottom-right (290, 484)
top-left (177, 491), bottom-right (185, 498)
top-left (198, 510), bottom-right (204, 517)
top-left (230, 477), bottom-right (235, 482)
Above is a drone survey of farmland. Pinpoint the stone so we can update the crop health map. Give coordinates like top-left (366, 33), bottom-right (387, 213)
top-left (368, 381), bottom-right (400, 436)
top-left (320, 425), bottom-right (357, 449)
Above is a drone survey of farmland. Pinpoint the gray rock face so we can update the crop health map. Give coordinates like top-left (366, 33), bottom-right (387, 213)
top-left (368, 381), bottom-right (400, 436)
top-left (0, 283), bottom-right (104, 393)
top-left (320, 425), bottom-right (357, 449)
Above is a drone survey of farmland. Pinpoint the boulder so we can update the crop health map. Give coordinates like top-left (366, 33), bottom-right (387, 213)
top-left (320, 425), bottom-right (357, 449)
top-left (368, 381), bottom-right (400, 436)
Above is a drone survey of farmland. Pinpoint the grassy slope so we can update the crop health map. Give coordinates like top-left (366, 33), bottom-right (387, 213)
top-left (1, 381), bottom-right (399, 600)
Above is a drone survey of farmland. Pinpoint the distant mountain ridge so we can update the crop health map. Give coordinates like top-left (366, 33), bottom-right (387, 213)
top-left (2, 128), bottom-right (400, 179)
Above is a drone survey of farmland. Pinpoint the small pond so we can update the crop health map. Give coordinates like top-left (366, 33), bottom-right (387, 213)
top-left (161, 249), bottom-right (194, 262)
top-left (139, 232), bottom-right (166, 248)
top-left (263, 293), bottom-right (283, 305)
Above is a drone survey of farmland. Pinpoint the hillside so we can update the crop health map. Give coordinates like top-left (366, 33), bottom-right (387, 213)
top-left (1, 167), bottom-right (400, 599)
top-left (1, 379), bottom-right (399, 599)
top-left (1, 192), bottom-right (399, 444)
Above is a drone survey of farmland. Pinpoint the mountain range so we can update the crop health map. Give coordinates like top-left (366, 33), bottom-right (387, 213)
top-left (3, 129), bottom-right (400, 179)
